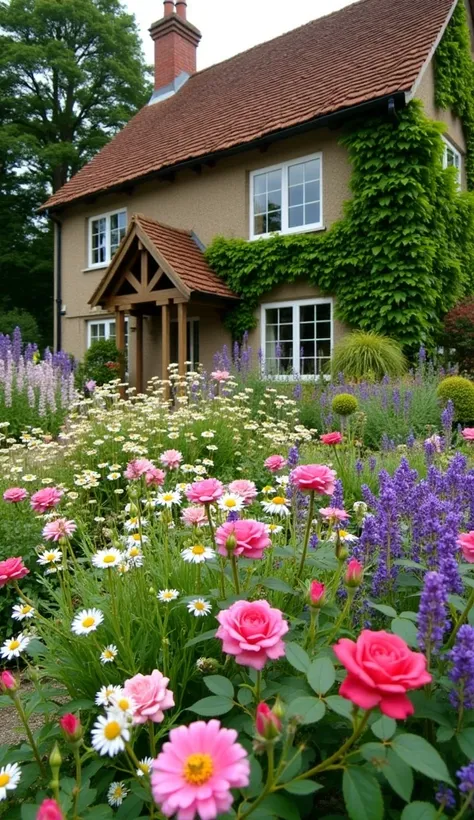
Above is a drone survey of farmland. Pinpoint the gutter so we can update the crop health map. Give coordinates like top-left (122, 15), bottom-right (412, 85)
top-left (48, 212), bottom-right (62, 352)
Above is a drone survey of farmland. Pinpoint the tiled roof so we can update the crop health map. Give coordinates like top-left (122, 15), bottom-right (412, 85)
top-left (43, 0), bottom-right (456, 210)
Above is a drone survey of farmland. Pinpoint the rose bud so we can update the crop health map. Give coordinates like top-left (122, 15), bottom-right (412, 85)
top-left (0, 670), bottom-right (17, 692)
top-left (36, 799), bottom-right (64, 820)
top-left (255, 703), bottom-right (282, 741)
top-left (345, 558), bottom-right (363, 588)
top-left (225, 533), bottom-right (237, 556)
top-left (59, 713), bottom-right (82, 742)
top-left (309, 580), bottom-right (326, 608)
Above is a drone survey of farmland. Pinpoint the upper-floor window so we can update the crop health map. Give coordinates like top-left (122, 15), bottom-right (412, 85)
top-left (442, 138), bottom-right (462, 188)
top-left (250, 153), bottom-right (322, 239)
top-left (88, 209), bottom-right (127, 268)
top-left (261, 298), bottom-right (332, 378)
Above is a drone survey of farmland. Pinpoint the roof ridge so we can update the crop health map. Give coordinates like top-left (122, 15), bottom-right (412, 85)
top-left (135, 213), bottom-right (192, 237)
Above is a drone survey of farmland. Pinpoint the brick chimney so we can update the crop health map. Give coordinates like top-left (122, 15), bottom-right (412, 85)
top-left (149, 1), bottom-right (201, 95)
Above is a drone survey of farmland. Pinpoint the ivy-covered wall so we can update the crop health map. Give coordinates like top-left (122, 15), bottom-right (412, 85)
top-left (205, 1), bottom-right (474, 351)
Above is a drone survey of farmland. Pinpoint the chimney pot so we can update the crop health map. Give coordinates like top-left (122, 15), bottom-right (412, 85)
top-left (149, 2), bottom-right (201, 93)
top-left (163, 1), bottom-right (174, 15)
top-left (176, 0), bottom-right (187, 19)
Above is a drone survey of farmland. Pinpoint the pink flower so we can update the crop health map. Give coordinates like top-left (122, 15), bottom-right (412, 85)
top-left (151, 719), bottom-right (249, 819)
top-left (145, 467), bottom-right (166, 487)
top-left (124, 458), bottom-right (154, 480)
top-left (59, 713), bottom-right (82, 741)
top-left (0, 670), bottom-right (17, 691)
top-left (123, 669), bottom-right (174, 725)
top-left (320, 507), bottom-right (350, 523)
top-left (309, 580), bottom-right (326, 607)
top-left (30, 487), bottom-right (62, 514)
top-left (345, 558), bottom-right (363, 587)
top-left (333, 629), bottom-right (431, 719)
top-left (0, 557), bottom-right (29, 587)
top-left (160, 449), bottom-right (183, 469)
top-left (215, 520), bottom-right (270, 560)
top-left (36, 800), bottom-right (64, 820)
top-left (320, 431), bottom-right (343, 445)
top-left (462, 428), bottom-right (474, 441)
top-left (255, 703), bottom-right (282, 740)
top-left (3, 487), bottom-right (28, 503)
top-left (264, 454), bottom-right (287, 473)
top-left (457, 531), bottom-right (474, 563)
top-left (186, 478), bottom-right (224, 505)
top-left (228, 479), bottom-right (258, 504)
top-left (290, 464), bottom-right (336, 495)
top-left (216, 600), bottom-right (288, 670)
top-left (181, 506), bottom-right (207, 527)
top-left (211, 370), bottom-right (230, 382)
top-left (42, 518), bottom-right (77, 542)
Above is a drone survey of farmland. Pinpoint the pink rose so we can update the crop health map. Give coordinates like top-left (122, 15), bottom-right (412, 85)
top-left (320, 432), bottom-right (343, 445)
top-left (215, 519), bottom-right (271, 559)
top-left (36, 799), bottom-right (64, 820)
top-left (320, 507), bottom-right (349, 523)
top-left (211, 370), bottom-right (230, 382)
top-left (309, 580), bottom-right (326, 607)
top-left (123, 669), bottom-right (175, 724)
top-left (264, 455), bottom-right (287, 473)
top-left (145, 467), bottom-right (165, 487)
top-left (124, 458), bottom-right (154, 480)
top-left (3, 487), bottom-right (28, 503)
top-left (457, 531), bottom-right (474, 563)
top-left (181, 506), bottom-right (207, 526)
top-left (42, 518), bottom-right (77, 542)
top-left (333, 629), bottom-right (431, 719)
top-left (216, 600), bottom-right (288, 670)
top-left (186, 478), bottom-right (224, 504)
top-left (345, 558), bottom-right (363, 587)
top-left (228, 479), bottom-right (258, 504)
top-left (462, 428), bottom-right (474, 441)
top-left (159, 449), bottom-right (183, 469)
top-left (30, 487), bottom-right (62, 513)
top-left (59, 713), bottom-right (82, 741)
top-left (0, 557), bottom-right (29, 587)
top-left (290, 464), bottom-right (336, 495)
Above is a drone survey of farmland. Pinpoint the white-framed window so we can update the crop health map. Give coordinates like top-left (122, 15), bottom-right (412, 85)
top-left (170, 318), bottom-right (200, 370)
top-left (88, 209), bottom-right (127, 268)
top-left (260, 298), bottom-right (332, 378)
top-left (442, 138), bottom-right (462, 188)
top-left (250, 153), bottom-right (322, 239)
top-left (87, 317), bottom-right (129, 351)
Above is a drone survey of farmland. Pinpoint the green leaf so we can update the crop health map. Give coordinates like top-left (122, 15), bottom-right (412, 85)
top-left (185, 629), bottom-right (217, 648)
top-left (237, 687), bottom-right (253, 706)
top-left (360, 742), bottom-right (387, 764)
top-left (307, 657), bottom-right (336, 695)
top-left (285, 642), bottom-right (311, 673)
top-left (76, 787), bottom-right (97, 814)
top-left (57, 699), bottom-right (94, 714)
top-left (83, 807), bottom-right (114, 820)
top-left (204, 675), bottom-right (234, 698)
top-left (342, 767), bottom-right (383, 820)
top-left (392, 733), bottom-right (453, 784)
top-left (116, 794), bottom-right (143, 819)
top-left (437, 726), bottom-right (454, 744)
top-left (253, 794), bottom-right (301, 820)
top-left (366, 601), bottom-right (397, 618)
top-left (279, 751), bottom-right (303, 783)
top-left (21, 806), bottom-right (38, 820)
top-left (383, 749), bottom-right (414, 802)
top-left (401, 803), bottom-right (437, 820)
top-left (261, 578), bottom-right (296, 594)
top-left (325, 695), bottom-right (353, 720)
top-left (390, 617), bottom-right (418, 647)
top-left (286, 696), bottom-right (326, 724)
top-left (187, 696), bottom-right (234, 716)
top-left (244, 756), bottom-right (263, 798)
top-left (284, 780), bottom-right (323, 795)
top-left (457, 727), bottom-right (474, 758)
top-left (371, 715), bottom-right (396, 740)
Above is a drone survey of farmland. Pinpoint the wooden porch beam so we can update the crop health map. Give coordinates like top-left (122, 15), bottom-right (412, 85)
top-left (115, 308), bottom-right (126, 385)
top-left (177, 301), bottom-right (187, 377)
top-left (140, 249), bottom-right (148, 287)
top-left (135, 313), bottom-right (143, 394)
top-left (161, 302), bottom-right (170, 397)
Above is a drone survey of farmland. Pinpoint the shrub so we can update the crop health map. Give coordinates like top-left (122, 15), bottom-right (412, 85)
top-left (331, 331), bottom-right (407, 381)
top-left (332, 393), bottom-right (358, 416)
top-left (443, 298), bottom-right (474, 373)
top-left (76, 339), bottom-right (124, 386)
top-left (0, 309), bottom-right (40, 346)
top-left (437, 375), bottom-right (474, 421)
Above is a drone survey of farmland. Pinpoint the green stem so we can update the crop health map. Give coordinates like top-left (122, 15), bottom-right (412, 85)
top-left (231, 555), bottom-right (240, 595)
top-left (13, 694), bottom-right (46, 777)
top-left (453, 791), bottom-right (474, 820)
top-left (148, 719), bottom-right (157, 758)
top-left (291, 709), bottom-right (372, 783)
top-left (446, 587), bottom-right (474, 651)
top-left (306, 608), bottom-right (319, 653)
top-left (326, 590), bottom-right (354, 645)
top-left (254, 670), bottom-right (262, 704)
top-left (72, 746), bottom-right (82, 820)
top-left (295, 491), bottom-right (315, 583)
top-left (238, 741), bottom-right (275, 818)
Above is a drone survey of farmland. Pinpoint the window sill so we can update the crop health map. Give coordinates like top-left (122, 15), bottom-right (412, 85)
top-left (82, 265), bottom-right (109, 273)
top-left (249, 225), bottom-right (326, 242)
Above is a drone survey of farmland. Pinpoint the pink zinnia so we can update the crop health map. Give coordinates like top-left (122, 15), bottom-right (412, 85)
top-left (0, 557), bottom-right (29, 587)
top-left (320, 507), bottom-right (350, 523)
top-left (30, 487), bottom-right (62, 514)
top-left (3, 487), bottom-right (28, 503)
top-left (181, 506), bottom-right (207, 527)
top-left (228, 479), bottom-right (258, 504)
top-left (42, 518), bottom-right (77, 542)
top-left (186, 478), bottom-right (224, 504)
top-left (457, 531), bottom-right (474, 563)
top-left (36, 799), bottom-right (64, 820)
top-left (160, 449), bottom-right (183, 469)
top-left (215, 519), bottom-right (270, 559)
top-left (123, 669), bottom-right (174, 724)
top-left (211, 370), bottom-right (230, 382)
top-left (216, 599), bottom-right (288, 670)
top-left (124, 458), bottom-right (154, 480)
top-left (264, 454), bottom-right (287, 473)
top-left (145, 467), bottom-right (166, 487)
top-left (290, 464), bottom-right (336, 495)
top-left (320, 431), bottom-right (343, 445)
top-left (151, 719), bottom-right (249, 819)
top-left (462, 428), bottom-right (474, 441)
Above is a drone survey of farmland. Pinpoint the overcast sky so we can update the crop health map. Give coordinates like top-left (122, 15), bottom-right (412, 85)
top-left (126, 0), bottom-right (356, 69)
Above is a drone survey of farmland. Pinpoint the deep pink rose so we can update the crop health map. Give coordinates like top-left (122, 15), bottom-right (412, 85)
top-left (345, 558), bottom-right (363, 587)
top-left (36, 799), bottom-right (64, 820)
top-left (290, 464), bottom-right (336, 495)
top-left (216, 600), bottom-right (288, 670)
top-left (228, 479), bottom-right (258, 504)
top-left (3, 487), bottom-right (28, 503)
top-left (30, 487), bottom-right (62, 513)
top-left (215, 519), bottom-right (271, 559)
top-left (186, 478), bottom-right (224, 504)
top-left (320, 432), bottom-right (343, 445)
top-left (457, 531), bottom-right (474, 563)
top-left (59, 713), bottom-right (82, 741)
top-left (333, 629), bottom-right (431, 719)
top-left (264, 455), bottom-right (287, 473)
top-left (255, 703), bottom-right (281, 739)
top-left (462, 428), bottom-right (474, 441)
top-left (211, 370), bottom-right (230, 382)
top-left (0, 557), bottom-right (29, 587)
top-left (123, 670), bottom-right (175, 724)
top-left (124, 458), bottom-right (154, 480)
top-left (309, 580), bottom-right (326, 607)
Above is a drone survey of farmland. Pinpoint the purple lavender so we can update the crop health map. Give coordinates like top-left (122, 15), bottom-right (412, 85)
top-left (293, 383), bottom-right (302, 400)
top-left (332, 479), bottom-right (344, 510)
top-left (457, 761), bottom-right (474, 795)
top-left (448, 625), bottom-right (474, 711)
top-left (417, 571), bottom-right (450, 656)
top-left (309, 534), bottom-right (319, 550)
top-left (287, 444), bottom-right (299, 469)
top-left (226, 510), bottom-right (240, 523)
top-left (435, 785), bottom-right (456, 810)
top-left (355, 460), bottom-right (363, 475)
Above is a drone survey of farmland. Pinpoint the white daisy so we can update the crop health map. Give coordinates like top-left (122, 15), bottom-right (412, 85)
top-left (126, 544), bottom-right (144, 567)
top-left (100, 645), bottom-right (118, 664)
top-left (217, 493), bottom-right (244, 513)
top-left (261, 485), bottom-right (275, 495)
top-left (261, 496), bottom-right (290, 516)
top-left (116, 561), bottom-right (130, 575)
top-left (108, 781), bottom-right (128, 807)
top-left (329, 529), bottom-right (359, 545)
top-left (155, 490), bottom-right (181, 508)
top-left (193, 465), bottom-right (207, 475)
top-left (91, 709), bottom-right (130, 757)
top-left (71, 608), bottom-right (104, 636)
top-left (11, 603), bottom-right (35, 621)
top-left (91, 548), bottom-right (124, 569)
top-left (0, 634), bottom-right (30, 660)
top-left (124, 532), bottom-right (149, 549)
top-left (187, 599), bottom-right (212, 617)
top-left (157, 589), bottom-right (180, 603)
top-left (136, 757), bottom-right (153, 777)
top-left (124, 517), bottom-right (147, 532)
top-left (37, 548), bottom-right (62, 566)
top-left (266, 523), bottom-right (283, 534)
top-left (0, 762), bottom-right (21, 801)
top-left (95, 684), bottom-right (122, 707)
top-left (181, 544), bottom-right (215, 564)
top-left (110, 692), bottom-right (136, 719)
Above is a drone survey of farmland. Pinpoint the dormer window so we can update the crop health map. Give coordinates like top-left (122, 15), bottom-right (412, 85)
top-left (250, 153), bottom-right (322, 239)
top-left (88, 210), bottom-right (127, 268)
top-left (442, 138), bottom-right (462, 188)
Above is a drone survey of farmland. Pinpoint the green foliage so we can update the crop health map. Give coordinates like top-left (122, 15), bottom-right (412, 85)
top-left (437, 374), bottom-right (474, 421)
top-left (77, 340), bottom-right (123, 386)
top-left (332, 393), bottom-right (359, 417)
top-left (206, 102), bottom-right (474, 350)
top-left (0, 310), bottom-right (40, 346)
top-left (331, 331), bottom-right (407, 382)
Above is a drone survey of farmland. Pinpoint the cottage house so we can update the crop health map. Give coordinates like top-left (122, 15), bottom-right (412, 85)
top-left (42, 0), bottom-right (473, 390)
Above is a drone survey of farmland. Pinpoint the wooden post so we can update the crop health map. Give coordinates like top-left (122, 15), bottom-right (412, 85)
top-left (140, 249), bottom-right (148, 288)
top-left (177, 301), bottom-right (187, 377)
top-left (161, 302), bottom-right (170, 396)
top-left (115, 308), bottom-right (126, 384)
top-left (135, 313), bottom-right (143, 394)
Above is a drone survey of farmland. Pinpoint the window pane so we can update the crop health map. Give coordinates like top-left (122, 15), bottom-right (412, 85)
top-left (279, 307), bottom-right (293, 323)
top-left (91, 218), bottom-right (107, 265)
top-left (110, 211), bottom-right (126, 256)
top-left (316, 303), bottom-right (330, 321)
top-left (305, 181), bottom-right (319, 203)
top-left (298, 301), bottom-right (332, 377)
top-left (289, 184), bottom-right (304, 207)
top-left (253, 170), bottom-right (282, 235)
top-left (305, 202), bottom-right (320, 225)
top-left (267, 210), bottom-right (282, 232)
top-left (288, 163), bottom-right (304, 186)
top-left (300, 305), bottom-right (315, 322)
top-left (300, 322), bottom-right (315, 340)
top-left (317, 339), bottom-right (331, 358)
top-left (254, 214), bottom-right (267, 235)
top-left (301, 340), bottom-right (315, 357)
top-left (316, 321), bottom-right (331, 339)
top-left (254, 194), bottom-right (266, 215)
top-left (254, 173), bottom-right (266, 196)
top-left (280, 324), bottom-right (293, 341)
top-left (268, 170), bottom-right (281, 192)
top-left (301, 358), bottom-right (316, 376)
top-left (305, 159), bottom-right (320, 181)
top-left (266, 309), bottom-right (278, 324)
top-left (289, 205), bottom-right (304, 228)
top-left (108, 321), bottom-right (116, 342)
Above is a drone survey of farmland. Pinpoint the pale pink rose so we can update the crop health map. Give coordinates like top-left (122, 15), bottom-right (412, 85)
top-left (228, 479), bottom-right (258, 504)
top-left (159, 449), bottom-right (183, 469)
top-left (145, 467), bottom-right (165, 486)
top-left (264, 454), bottom-right (287, 472)
top-left (42, 518), bottom-right (77, 542)
top-left (3, 487), bottom-right (28, 503)
top-left (457, 531), bottom-right (474, 563)
top-left (333, 629), bottom-right (431, 719)
top-left (211, 370), bottom-right (230, 382)
top-left (290, 464), bottom-right (336, 495)
top-left (320, 431), bottom-right (343, 445)
top-left (320, 507), bottom-right (350, 523)
top-left (123, 669), bottom-right (174, 725)
top-left (30, 487), bottom-right (62, 513)
top-left (181, 506), bottom-right (207, 527)
top-left (462, 427), bottom-right (474, 441)
top-left (216, 599), bottom-right (288, 670)
top-left (124, 458), bottom-right (154, 480)
top-left (152, 720), bottom-right (249, 819)
top-left (0, 557), bottom-right (29, 587)
top-left (215, 519), bottom-right (270, 559)
top-left (36, 800), bottom-right (64, 820)
top-left (186, 478), bottom-right (224, 504)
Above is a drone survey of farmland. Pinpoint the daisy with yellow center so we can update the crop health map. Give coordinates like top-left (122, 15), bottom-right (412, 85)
top-left (91, 548), bottom-right (124, 569)
top-left (95, 684), bottom-right (122, 707)
top-left (91, 709), bottom-right (130, 757)
top-left (187, 599), bottom-right (212, 617)
top-left (100, 645), bottom-right (118, 665)
top-left (266, 523), bottom-right (283, 534)
top-left (261, 496), bottom-right (290, 516)
top-left (157, 589), bottom-right (180, 603)
top-left (12, 603), bottom-right (35, 621)
top-left (110, 691), bottom-right (136, 719)
top-left (37, 548), bottom-right (62, 565)
top-left (217, 493), bottom-right (244, 512)
top-left (181, 544), bottom-right (215, 564)
top-left (0, 634), bottom-right (30, 660)
top-left (261, 485), bottom-right (275, 495)
top-left (124, 516), bottom-right (148, 532)
top-left (329, 529), bottom-right (358, 544)
top-left (107, 781), bottom-right (128, 807)
top-left (0, 763), bottom-right (21, 801)
top-left (71, 608), bottom-right (104, 636)
top-left (156, 490), bottom-right (182, 508)
top-left (136, 757), bottom-right (153, 777)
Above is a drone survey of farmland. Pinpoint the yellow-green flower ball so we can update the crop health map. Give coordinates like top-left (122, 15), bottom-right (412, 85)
top-left (332, 393), bottom-right (358, 417)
